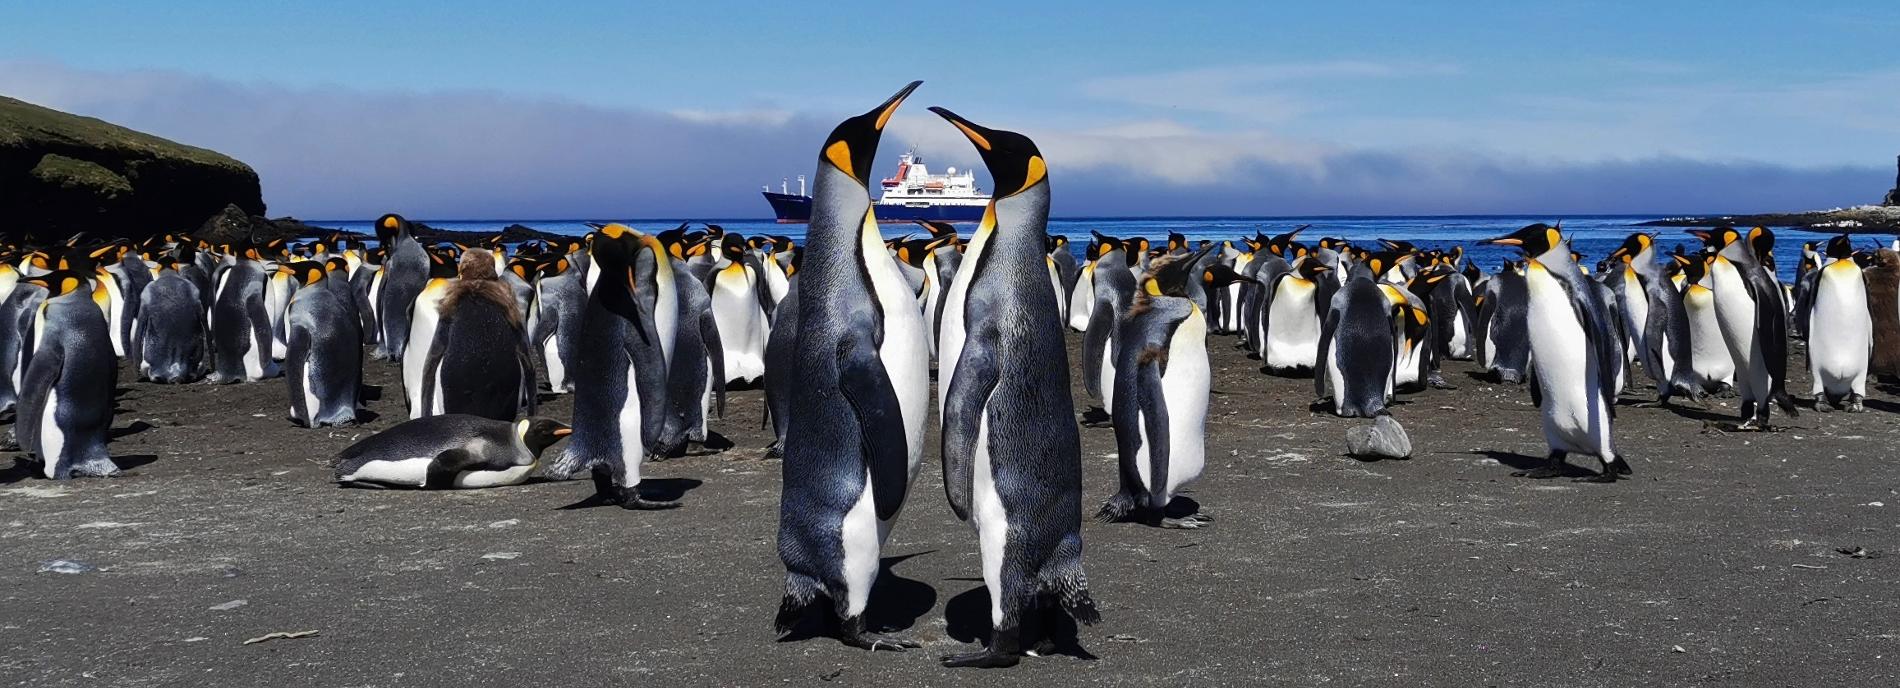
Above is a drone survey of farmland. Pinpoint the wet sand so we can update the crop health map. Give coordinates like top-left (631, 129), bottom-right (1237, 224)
top-left (3, 333), bottom-right (1899, 686)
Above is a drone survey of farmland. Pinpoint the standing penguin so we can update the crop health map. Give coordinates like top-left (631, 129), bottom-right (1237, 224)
top-left (1098, 251), bottom-right (1246, 528)
top-left (931, 107), bottom-right (1099, 668)
top-left (1802, 235), bottom-right (1872, 412)
top-left (1695, 226), bottom-right (1798, 429)
top-left (420, 250), bottom-right (536, 422)
top-left (1481, 224), bottom-right (1631, 482)
top-left (527, 255), bottom-right (584, 394)
top-left (207, 248), bottom-right (279, 383)
top-left (708, 235), bottom-right (772, 386)
top-left (16, 272), bottom-right (119, 479)
top-left (761, 272), bottom-right (799, 459)
top-left (1315, 258), bottom-right (1402, 418)
top-left (547, 225), bottom-right (678, 509)
top-left (285, 262), bottom-right (363, 427)
top-left (1258, 258), bottom-right (1334, 374)
top-left (402, 251), bottom-right (459, 419)
top-left (1676, 253), bottom-right (1737, 395)
top-left (774, 83), bottom-right (933, 652)
top-left (0, 273), bottom-right (50, 410)
top-left (372, 214), bottom-right (430, 361)
top-left (1476, 261), bottom-right (1534, 384)
top-left (1080, 243), bottom-right (1137, 414)
top-left (654, 246), bottom-right (729, 458)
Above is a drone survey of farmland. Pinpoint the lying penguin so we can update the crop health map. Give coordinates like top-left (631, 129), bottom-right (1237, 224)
top-left (333, 415), bottom-right (571, 489)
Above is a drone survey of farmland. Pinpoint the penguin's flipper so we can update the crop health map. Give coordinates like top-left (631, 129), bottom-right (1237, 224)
top-left (940, 329), bottom-right (1001, 522)
top-left (285, 324), bottom-right (309, 426)
top-left (1134, 351), bottom-right (1172, 511)
top-left (513, 333), bottom-right (537, 415)
top-left (1314, 306), bottom-right (1340, 400)
top-left (743, 255), bottom-right (776, 316)
top-left (419, 312), bottom-right (453, 417)
top-left (700, 312), bottom-right (726, 418)
top-left (424, 447), bottom-right (483, 489)
top-left (244, 287), bottom-right (275, 375)
top-left (15, 339), bottom-right (60, 460)
top-left (836, 334), bottom-right (909, 522)
top-left (1081, 305), bottom-right (1112, 400)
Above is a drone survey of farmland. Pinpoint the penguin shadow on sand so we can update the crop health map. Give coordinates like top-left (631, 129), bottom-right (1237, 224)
top-left (0, 454), bottom-right (159, 484)
top-left (776, 553), bottom-right (938, 644)
top-left (556, 477), bottom-right (702, 510)
top-left (1474, 450), bottom-right (1598, 479)
top-left (942, 581), bottom-right (1097, 661)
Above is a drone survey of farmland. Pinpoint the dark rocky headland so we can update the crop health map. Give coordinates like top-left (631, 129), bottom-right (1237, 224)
top-left (1640, 154), bottom-right (1900, 234)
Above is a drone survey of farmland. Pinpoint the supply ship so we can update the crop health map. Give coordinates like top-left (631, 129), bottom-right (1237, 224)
top-left (762, 151), bottom-right (989, 223)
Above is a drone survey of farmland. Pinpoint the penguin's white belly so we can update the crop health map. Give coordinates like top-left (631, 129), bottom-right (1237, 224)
top-left (243, 323), bottom-right (268, 380)
top-left (341, 457), bottom-right (433, 487)
top-left (970, 408), bottom-right (1009, 627)
top-left (1809, 266), bottom-right (1871, 396)
top-left (1100, 345), bottom-right (1118, 413)
top-left (711, 275), bottom-right (768, 383)
top-left (453, 463), bottom-right (535, 489)
top-left (403, 301), bottom-right (443, 418)
top-left (1621, 281), bottom-right (1649, 359)
top-left (1066, 276), bottom-right (1094, 332)
top-left (1157, 313), bottom-right (1209, 499)
top-left (38, 386), bottom-right (63, 478)
top-left (614, 360), bottom-right (644, 486)
top-left (1524, 267), bottom-right (1610, 456)
top-left (1263, 284), bottom-right (1319, 369)
top-left (837, 469), bottom-right (882, 618)
top-left (1047, 262), bottom-right (1066, 319)
top-left (1444, 306), bottom-right (1468, 359)
top-left (867, 269), bottom-right (930, 485)
top-left (542, 334), bottom-right (568, 393)
top-left (1709, 261), bottom-right (1767, 400)
top-left (1683, 288), bottom-right (1734, 387)
top-left (1481, 319), bottom-right (1498, 369)
top-left (1220, 283), bottom-right (1244, 331)
top-left (1395, 340), bottom-right (1425, 386)
top-left (300, 359), bottom-right (319, 423)
top-left (1325, 338), bottom-right (1348, 413)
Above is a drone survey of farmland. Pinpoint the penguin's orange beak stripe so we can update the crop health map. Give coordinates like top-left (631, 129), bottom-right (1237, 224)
top-left (552, 428), bottom-right (573, 437)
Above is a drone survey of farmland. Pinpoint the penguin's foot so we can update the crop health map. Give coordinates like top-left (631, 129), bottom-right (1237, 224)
top-left (1094, 495), bottom-right (1137, 523)
top-left (1079, 407), bottom-right (1111, 427)
top-left (941, 649), bottom-right (1021, 669)
top-left (1735, 418), bottom-right (1761, 431)
top-left (1573, 472), bottom-right (1619, 483)
top-left (1512, 453), bottom-right (1568, 480)
top-left (1159, 513), bottom-right (1213, 529)
top-left (843, 631), bottom-right (920, 652)
top-left (700, 431), bottom-right (736, 452)
top-left (1812, 399), bottom-right (1834, 414)
top-left (617, 491), bottom-right (680, 511)
top-left (1845, 394), bottom-right (1866, 413)
top-left (763, 443), bottom-right (784, 460)
top-left (1427, 372), bottom-right (1455, 390)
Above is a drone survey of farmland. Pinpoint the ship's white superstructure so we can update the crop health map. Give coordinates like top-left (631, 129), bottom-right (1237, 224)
top-left (874, 151), bottom-right (991, 210)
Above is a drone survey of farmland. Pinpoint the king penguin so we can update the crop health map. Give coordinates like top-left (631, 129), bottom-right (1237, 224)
top-left (548, 225), bottom-right (678, 509)
top-left (402, 250), bottom-right (459, 418)
top-left (419, 249), bottom-right (536, 422)
top-left (334, 415), bottom-right (571, 489)
top-left (1481, 224), bottom-right (1631, 482)
top-left (709, 234), bottom-right (772, 386)
top-left (207, 246), bottom-right (279, 383)
top-left (931, 107), bottom-right (1099, 668)
top-left (1801, 234), bottom-right (1873, 412)
top-left (1258, 257), bottom-right (1334, 374)
top-left (1695, 226), bottom-right (1798, 429)
top-left (16, 272), bottom-right (120, 479)
top-left (372, 214), bottom-right (430, 361)
top-left (1099, 249), bottom-right (1249, 529)
top-left (773, 82), bottom-right (934, 652)
top-left (285, 261), bottom-right (363, 427)
top-left (1315, 256), bottom-right (1402, 418)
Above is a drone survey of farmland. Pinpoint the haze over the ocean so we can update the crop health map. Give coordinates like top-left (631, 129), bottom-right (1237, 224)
top-left (3, 1), bottom-right (1895, 220)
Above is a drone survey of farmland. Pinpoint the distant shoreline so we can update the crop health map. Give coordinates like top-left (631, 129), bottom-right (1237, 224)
top-left (1637, 205), bottom-right (1900, 234)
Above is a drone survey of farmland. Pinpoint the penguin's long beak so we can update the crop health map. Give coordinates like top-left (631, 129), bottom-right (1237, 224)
top-left (1685, 229), bottom-right (1713, 240)
top-left (821, 80), bottom-right (922, 186)
top-left (1480, 236), bottom-right (1522, 246)
top-left (929, 106), bottom-right (1046, 198)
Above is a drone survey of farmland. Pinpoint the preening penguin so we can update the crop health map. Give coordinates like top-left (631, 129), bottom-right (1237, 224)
top-left (1099, 249), bottom-right (1247, 528)
top-left (655, 243), bottom-right (729, 458)
top-left (1315, 256), bottom-right (1402, 418)
top-left (1801, 235), bottom-right (1872, 411)
top-left (335, 415), bottom-right (570, 489)
top-left (285, 261), bottom-right (363, 427)
top-left (1481, 224), bottom-right (1630, 482)
top-left (16, 272), bottom-right (120, 479)
top-left (1476, 261), bottom-right (1533, 384)
top-left (207, 247), bottom-right (279, 383)
top-left (931, 106), bottom-right (1099, 668)
top-left (774, 82), bottom-right (933, 652)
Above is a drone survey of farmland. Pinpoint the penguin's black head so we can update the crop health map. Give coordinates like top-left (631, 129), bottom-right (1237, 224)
top-left (821, 81), bottom-right (922, 187)
top-left (1607, 233), bottom-right (1654, 264)
top-left (928, 106), bottom-right (1047, 200)
top-left (539, 257), bottom-right (571, 279)
top-left (518, 418), bottom-right (574, 456)
top-left (1378, 238), bottom-right (1416, 253)
top-left (1406, 264), bottom-right (1453, 295)
top-left (325, 257), bottom-right (350, 275)
top-left (1046, 235), bottom-right (1068, 253)
top-left (375, 214), bottom-right (408, 245)
top-left (1747, 226), bottom-right (1776, 262)
top-left (914, 220), bottom-right (959, 241)
top-left (282, 261), bottom-right (328, 286)
top-left (426, 248), bottom-right (458, 279)
top-left (1166, 232), bottom-right (1189, 252)
top-left (1294, 257), bottom-right (1332, 281)
top-left (1089, 232), bottom-right (1121, 260)
top-left (25, 270), bottom-right (88, 298)
top-left (1268, 225), bottom-right (1309, 257)
top-left (1674, 253), bottom-right (1709, 283)
top-left (1143, 244), bottom-right (1217, 296)
top-left (1686, 225), bottom-right (1739, 252)
top-left (1825, 234), bottom-right (1854, 260)
top-left (720, 233), bottom-right (746, 262)
top-left (1482, 223), bottom-right (1564, 258)
top-left (1359, 250), bottom-right (1412, 278)
top-left (1201, 263), bottom-right (1258, 290)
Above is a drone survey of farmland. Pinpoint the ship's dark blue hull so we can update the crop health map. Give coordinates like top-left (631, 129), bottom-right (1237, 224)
top-left (763, 192), bottom-right (985, 224)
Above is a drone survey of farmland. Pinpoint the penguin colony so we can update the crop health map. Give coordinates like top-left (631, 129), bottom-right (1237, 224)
top-left (8, 81), bottom-right (1900, 668)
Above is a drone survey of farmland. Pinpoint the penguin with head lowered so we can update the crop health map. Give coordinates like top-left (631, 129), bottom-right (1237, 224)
top-left (16, 272), bottom-right (119, 479)
top-left (1315, 253), bottom-right (1402, 418)
top-left (526, 253), bottom-right (584, 394)
top-left (547, 225), bottom-right (678, 509)
top-left (1800, 234), bottom-right (1873, 412)
top-left (1481, 223), bottom-right (1631, 482)
top-left (1607, 234), bottom-right (1701, 405)
top-left (1098, 247), bottom-right (1247, 529)
top-left (132, 259), bottom-right (207, 384)
top-left (0, 266), bottom-right (50, 410)
top-left (654, 230), bottom-right (729, 458)
top-left (207, 243), bottom-right (279, 383)
top-left (284, 261), bottom-right (363, 427)
top-left (707, 233), bottom-right (772, 386)
top-left (932, 106), bottom-right (1099, 668)
top-left (1079, 236), bottom-right (1137, 421)
top-left (773, 83), bottom-right (933, 653)
top-left (334, 415), bottom-right (570, 489)
top-left (1258, 256), bottom-right (1333, 374)
top-left (1476, 260), bottom-right (1533, 384)
top-left (1693, 226), bottom-right (1798, 429)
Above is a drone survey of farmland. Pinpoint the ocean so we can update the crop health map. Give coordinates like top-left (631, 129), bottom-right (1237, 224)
top-left (311, 215), bottom-right (1884, 282)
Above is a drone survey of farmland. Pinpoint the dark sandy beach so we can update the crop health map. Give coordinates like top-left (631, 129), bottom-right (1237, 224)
top-left (4, 332), bottom-right (1898, 686)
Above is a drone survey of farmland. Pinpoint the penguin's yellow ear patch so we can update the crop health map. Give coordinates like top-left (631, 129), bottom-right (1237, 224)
top-left (1019, 155), bottom-right (1046, 194)
top-left (825, 140), bottom-right (854, 180)
top-left (381, 216), bottom-right (399, 229)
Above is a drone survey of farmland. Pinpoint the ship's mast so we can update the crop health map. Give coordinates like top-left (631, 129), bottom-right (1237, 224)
top-left (781, 177), bottom-right (789, 195)
top-left (798, 175), bottom-right (807, 197)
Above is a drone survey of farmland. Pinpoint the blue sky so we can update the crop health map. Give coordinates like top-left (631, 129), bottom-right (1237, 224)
top-left (3, 1), bottom-right (1897, 218)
